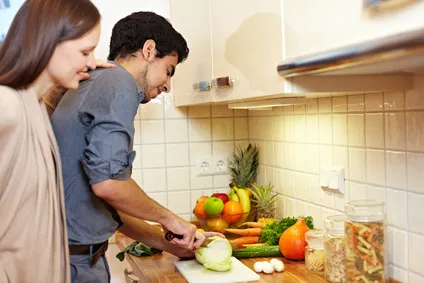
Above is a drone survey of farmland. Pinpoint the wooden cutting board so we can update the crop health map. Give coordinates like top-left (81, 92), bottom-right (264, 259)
top-left (174, 257), bottom-right (260, 283)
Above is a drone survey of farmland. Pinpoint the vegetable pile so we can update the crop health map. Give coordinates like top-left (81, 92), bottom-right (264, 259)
top-left (259, 216), bottom-right (314, 246)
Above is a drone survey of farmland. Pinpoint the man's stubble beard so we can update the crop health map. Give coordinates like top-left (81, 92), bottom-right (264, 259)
top-left (138, 64), bottom-right (151, 104)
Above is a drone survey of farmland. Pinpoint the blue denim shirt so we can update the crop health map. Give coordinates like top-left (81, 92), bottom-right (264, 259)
top-left (51, 62), bottom-right (143, 245)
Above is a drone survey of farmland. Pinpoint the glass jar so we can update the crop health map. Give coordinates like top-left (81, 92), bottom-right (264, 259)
top-left (344, 200), bottom-right (386, 283)
top-left (324, 215), bottom-right (347, 283)
top-left (304, 229), bottom-right (326, 273)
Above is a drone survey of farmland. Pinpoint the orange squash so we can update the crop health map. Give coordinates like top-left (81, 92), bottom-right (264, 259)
top-left (279, 216), bottom-right (310, 260)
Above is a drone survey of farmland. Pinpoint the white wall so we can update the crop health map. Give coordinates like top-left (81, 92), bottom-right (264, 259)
top-left (0, 0), bottom-right (24, 41)
top-left (249, 75), bottom-right (424, 282)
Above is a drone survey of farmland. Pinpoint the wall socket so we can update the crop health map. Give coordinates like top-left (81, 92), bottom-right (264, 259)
top-left (196, 156), bottom-right (229, 176)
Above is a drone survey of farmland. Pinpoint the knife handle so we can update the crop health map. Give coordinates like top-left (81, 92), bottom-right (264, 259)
top-left (164, 231), bottom-right (184, 241)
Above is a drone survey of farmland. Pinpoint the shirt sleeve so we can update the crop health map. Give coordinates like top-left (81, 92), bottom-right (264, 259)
top-left (78, 71), bottom-right (139, 185)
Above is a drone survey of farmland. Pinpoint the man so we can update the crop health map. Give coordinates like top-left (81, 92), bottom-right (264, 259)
top-left (50, 12), bottom-right (215, 282)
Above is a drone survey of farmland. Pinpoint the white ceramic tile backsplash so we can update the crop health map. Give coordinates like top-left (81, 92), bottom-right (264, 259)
top-left (248, 81), bottom-right (424, 280)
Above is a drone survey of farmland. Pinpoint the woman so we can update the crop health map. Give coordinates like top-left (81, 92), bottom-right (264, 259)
top-left (0, 0), bottom-right (101, 282)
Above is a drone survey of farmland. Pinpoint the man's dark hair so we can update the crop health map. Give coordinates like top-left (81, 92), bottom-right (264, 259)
top-left (108, 11), bottom-right (189, 63)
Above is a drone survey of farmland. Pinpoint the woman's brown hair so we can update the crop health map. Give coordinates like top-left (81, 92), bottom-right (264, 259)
top-left (0, 0), bottom-right (101, 89)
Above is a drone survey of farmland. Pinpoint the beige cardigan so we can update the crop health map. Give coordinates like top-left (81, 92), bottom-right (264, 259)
top-left (0, 86), bottom-right (70, 283)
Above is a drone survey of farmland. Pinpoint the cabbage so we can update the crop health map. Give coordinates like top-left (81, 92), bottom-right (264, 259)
top-left (195, 236), bottom-right (233, 272)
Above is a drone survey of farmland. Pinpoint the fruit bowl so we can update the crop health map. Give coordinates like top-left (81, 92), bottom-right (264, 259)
top-left (193, 210), bottom-right (256, 234)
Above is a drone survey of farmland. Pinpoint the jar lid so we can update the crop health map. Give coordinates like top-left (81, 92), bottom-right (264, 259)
top-left (325, 214), bottom-right (347, 236)
top-left (305, 229), bottom-right (326, 249)
top-left (345, 199), bottom-right (385, 222)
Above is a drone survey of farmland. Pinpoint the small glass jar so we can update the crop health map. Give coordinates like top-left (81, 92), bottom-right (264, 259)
top-left (324, 215), bottom-right (347, 283)
top-left (344, 200), bottom-right (386, 283)
top-left (304, 229), bottom-right (326, 273)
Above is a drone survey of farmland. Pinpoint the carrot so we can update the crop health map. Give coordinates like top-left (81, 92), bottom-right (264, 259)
top-left (229, 236), bottom-right (259, 249)
top-left (236, 222), bottom-right (266, 229)
top-left (225, 228), bottom-right (262, 236)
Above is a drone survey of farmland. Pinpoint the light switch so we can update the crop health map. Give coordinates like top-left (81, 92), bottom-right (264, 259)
top-left (320, 165), bottom-right (345, 194)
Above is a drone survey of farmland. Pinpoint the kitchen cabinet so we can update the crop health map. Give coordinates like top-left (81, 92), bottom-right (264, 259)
top-left (283, 0), bottom-right (424, 60)
top-left (171, 0), bottom-right (289, 106)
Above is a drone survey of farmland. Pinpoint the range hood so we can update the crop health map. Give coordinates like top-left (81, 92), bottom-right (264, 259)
top-left (277, 27), bottom-right (424, 77)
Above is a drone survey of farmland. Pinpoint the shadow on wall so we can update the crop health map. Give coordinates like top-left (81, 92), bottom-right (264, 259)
top-left (224, 12), bottom-right (283, 94)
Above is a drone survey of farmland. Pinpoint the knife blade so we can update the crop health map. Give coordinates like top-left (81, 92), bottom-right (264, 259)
top-left (164, 231), bottom-right (213, 247)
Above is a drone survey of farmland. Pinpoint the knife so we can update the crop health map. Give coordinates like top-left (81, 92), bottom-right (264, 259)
top-left (165, 231), bottom-right (213, 247)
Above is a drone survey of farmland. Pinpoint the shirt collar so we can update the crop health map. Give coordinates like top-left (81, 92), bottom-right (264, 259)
top-left (110, 61), bottom-right (145, 104)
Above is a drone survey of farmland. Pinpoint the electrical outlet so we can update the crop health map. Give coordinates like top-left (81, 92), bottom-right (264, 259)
top-left (214, 157), bottom-right (228, 175)
top-left (196, 157), bottom-right (215, 176)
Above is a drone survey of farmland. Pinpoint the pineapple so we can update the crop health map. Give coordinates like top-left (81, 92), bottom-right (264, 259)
top-left (249, 182), bottom-right (278, 219)
top-left (228, 143), bottom-right (259, 188)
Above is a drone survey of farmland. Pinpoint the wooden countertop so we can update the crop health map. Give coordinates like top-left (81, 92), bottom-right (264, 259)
top-left (115, 234), bottom-right (327, 283)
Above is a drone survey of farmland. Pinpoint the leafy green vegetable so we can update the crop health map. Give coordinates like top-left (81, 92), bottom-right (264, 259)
top-left (116, 241), bottom-right (162, 262)
top-left (195, 236), bottom-right (233, 272)
top-left (259, 216), bottom-right (314, 245)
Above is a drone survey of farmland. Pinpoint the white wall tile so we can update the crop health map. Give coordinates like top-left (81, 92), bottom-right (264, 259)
top-left (133, 121), bottom-right (141, 145)
top-left (319, 114), bottom-right (333, 144)
top-left (349, 148), bottom-right (366, 182)
top-left (366, 185), bottom-right (386, 203)
top-left (163, 93), bottom-right (188, 119)
top-left (295, 172), bottom-right (307, 201)
top-left (284, 115), bottom-right (294, 142)
top-left (132, 169), bottom-right (142, 187)
top-left (165, 119), bottom-right (188, 143)
top-left (409, 271), bottom-right (424, 283)
top-left (334, 181), bottom-right (350, 211)
top-left (273, 116), bottom-right (284, 141)
top-left (285, 143), bottom-right (295, 170)
top-left (141, 144), bottom-right (166, 168)
top-left (306, 145), bottom-right (319, 174)
top-left (389, 266), bottom-right (408, 283)
top-left (385, 112), bottom-right (406, 150)
top-left (365, 93), bottom-right (383, 112)
top-left (306, 175), bottom-right (321, 205)
top-left (285, 197), bottom-right (296, 217)
top-left (294, 104), bottom-right (306, 114)
top-left (408, 193), bottom-right (424, 235)
top-left (212, 141), bottom-right (234, 158)
top-left (233, 109), bottom-right (247, 117)
top-left (308, 204), bottom-right (323, 228)
top-left (133, 145), bottom-right (142, 169)
top-left (211, 105), bottom-right (233, 117)
top-left (166, 143), bottom-right (189, 167)
top-left (265, 142), bottom-right (275, 167)
top-left (366, 149), bottom-right (386, 186)
top-left (348, 94), bottom-right (365, 112)
top-left (234, 117), bottom-right (248, 140)
top-left (409, 233), bottom-right (424, 276)
top-left (349, 182), bottom-right (367, 201)
top-left (189, 118), bottom-right (211, 142)
top-left (257, 165), bottom-right (266, 185)
top-left (294, 115), bottom-right (306, 143)
top-left (139, 97), bottom-right (164, 120)
top-left (188, 105), bottom-right (210, 118)
top-left (348, 114), bottom-right (365, 147)
top-left (295, 144), bottom-right (306, 172)
top-left (276, 196), bottom-right (285, 219)
top-left (306, 115), bottom-right (319, 143)
top-left (275, 142), bottom-right (285, 168)
top-left (296, 200), bottom-right (308, 217)
top-left (168, 191), bottom-right (191, 214)
top-left (283, 106), bottom-right (294, 115)
top-left (407, 152), bottom-right (424, 194)
top-left (386, 151), bottom-right (407, 190)
top-left (213, 174), bottom-right (232, 189)
top-left (148, 192), bottom-right (167, 207)
top-left (141, 120), bottom-right (165, 144)
top-left (307, 99), bottom-right (318, 113)
top-left (387, 189), bottom-right (407, 229)
top-left (333, 146), bottom-right (349, 179)
top-left (142, 168), bottom-right (166, 193)
top-left (365, 113), bottom-right (384, 148)
top-left (285, 170), bottom-right (295, 197)
top-left (320, 145), bottom-right (333, 167)
top-left (332, 96), bottom-right (347, 113)
top-left (167, 167), bottom-right (190, 191)
top-left (406, 89), bottom-right (424, 110)
top-left (189, 142), bottom-right (211, 166)
top-left (333, 114), bottom-right (348, 145)
top-left (321, 208), bottom-right (335, 226)
top-left (212, 118), bottom-right (234, 141)
top-left (275, 169), bottom-right (285, 194)
top-left (265, 166), bottom-right (275, 185)
top-left (406, 111), bottom-right (424, 152)
top-left (320, 190), bottom-right (335, 209)
top-left (384, 91), bottom-right (405, 111)
top-left (318, 97), bottom-right (332, 113)
top-left (190, 169), bottom-right (213, 190)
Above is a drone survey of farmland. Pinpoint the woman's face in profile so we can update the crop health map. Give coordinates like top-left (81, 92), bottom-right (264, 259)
top-left (46, 22), bottom-right (101, 89)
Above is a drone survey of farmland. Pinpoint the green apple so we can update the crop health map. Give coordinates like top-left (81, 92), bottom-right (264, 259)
top-left (203, 197), bottom-right (224, 217)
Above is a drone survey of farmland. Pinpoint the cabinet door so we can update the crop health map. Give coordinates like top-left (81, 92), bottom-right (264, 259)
top-left (171, 0), bottom-right (214, 106)
top-left (210, 0), bottom-right (287, 102)
top-left (284, 0), bottom-right (424, 60)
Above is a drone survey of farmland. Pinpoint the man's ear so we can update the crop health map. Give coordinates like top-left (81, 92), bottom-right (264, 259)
top-left (141, 39), bottom-right (157, 61)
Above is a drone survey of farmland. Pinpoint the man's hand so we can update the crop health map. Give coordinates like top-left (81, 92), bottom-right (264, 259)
top-left (167, 231), bottom-right (226, 258)
top-left (78, 60), bottom-right (116, 80)
top-left (161, 216), bottom-right (197, 250)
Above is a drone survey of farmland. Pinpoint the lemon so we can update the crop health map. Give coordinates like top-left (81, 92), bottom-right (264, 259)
top-left (197, 228), bottom-right (205, 233)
